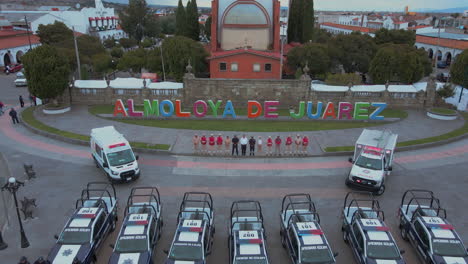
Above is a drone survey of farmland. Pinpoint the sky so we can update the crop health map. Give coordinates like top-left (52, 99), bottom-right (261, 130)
top-left (107, 0), bottom-right (468, 10)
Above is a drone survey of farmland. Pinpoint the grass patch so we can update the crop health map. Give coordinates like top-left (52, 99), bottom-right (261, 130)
top-left (22, 107), bottom-right (170, 150)
top-left (429, 107), bottom-right (457, 115)
top-left (89, 104), bottom-right (408, 119)
top-left (325, 112), bottom-right (468, 152)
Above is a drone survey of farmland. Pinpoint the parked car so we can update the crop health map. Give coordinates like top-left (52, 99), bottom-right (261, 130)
top-left (4, 63), bottom-right (22, 74)
top-left (437, 61), bottom-right (448, 69)
top-left (14, 72), bottom-right (27, 87)
top-left (437, 72), bottom-right (450, 82)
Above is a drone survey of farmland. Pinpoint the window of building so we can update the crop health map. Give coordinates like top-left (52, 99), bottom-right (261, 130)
top-left (264, 63), bottom-right (272, 72)
top-left (231, 63), bottom-right (238, 72)
top-left (219, 62), bottom-right (227, 71)
top-left (253, 63), bottom-right (261, 72)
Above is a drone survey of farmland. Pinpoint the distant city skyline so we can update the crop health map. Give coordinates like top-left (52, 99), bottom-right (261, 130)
top-left (105, 0), bottom-right (467, 11)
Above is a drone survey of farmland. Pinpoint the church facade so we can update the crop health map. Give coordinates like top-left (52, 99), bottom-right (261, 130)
top-left (209, 0), bottom-right (282, 79)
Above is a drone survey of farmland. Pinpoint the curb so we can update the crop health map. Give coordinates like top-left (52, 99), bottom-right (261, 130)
top-left (20, 107), bottom-right (171, 155)
top-left (0, 153), bottom-right (13, 231)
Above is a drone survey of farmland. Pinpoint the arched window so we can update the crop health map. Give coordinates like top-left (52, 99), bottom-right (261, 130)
top-left (224, 4), bottom-right (267, 25)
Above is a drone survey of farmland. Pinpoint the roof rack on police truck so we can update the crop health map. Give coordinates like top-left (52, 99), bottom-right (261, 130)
top-left (400, 189), bottom-right (447, 221)
top-left (75, 182), bottom-right (117, 211)
top-left (343, 191), bottom-right (385, 222)
top-left (281, 193), bottom-right (321, 226)
top-left (125, 186), bottom-right (161, 217)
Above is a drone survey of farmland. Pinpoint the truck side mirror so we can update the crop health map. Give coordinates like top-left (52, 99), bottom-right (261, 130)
top-left (135, 154), bottom-right (139, 160)
top-left (163, 249), bottom-right (169, 255)
top-left (388, 166), bottom-right (392, 171)
top-left (54, 234), bottom-right (59, 240)
top-left (103, 163), bottom-right (108, 168)
top-left (400, 249), bottom-right (405, 254)
top-left (333, 252), bottom-right (339, 257)
top-left (348, 157), bottom-right (353, 163)
top-left (109, 243), bottom-right (114, 249)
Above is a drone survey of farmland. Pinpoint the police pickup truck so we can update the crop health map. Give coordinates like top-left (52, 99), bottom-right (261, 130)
top-left (280, 193), bottom-right (337, 264)
top-left (342, 191), bottom-right (406, 264)
top-left (109, 187), bottom-right (163, 264)
top-left (229, 200), bottom-right (270, 264)
top-left (48, 182), bottom-right (118, 264)
top-left (165, 192), bottom-right (215, 264)
top-left (399, 189), bottom-right (468, 264)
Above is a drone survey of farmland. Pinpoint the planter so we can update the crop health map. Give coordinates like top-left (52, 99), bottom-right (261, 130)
top-left (42, 106), bottom-right (71, 115)
top-left (427, 108), bottom-right (457, 121)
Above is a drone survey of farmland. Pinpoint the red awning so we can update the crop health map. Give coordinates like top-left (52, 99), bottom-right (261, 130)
top-left (95, 17), bottom-right (101, 20)
top-left (106, 16), bottom-right (111, 20)
top-left (101, 17), bottom-right (105, 20)
top-left (88, 17), bottom-right (95, 21)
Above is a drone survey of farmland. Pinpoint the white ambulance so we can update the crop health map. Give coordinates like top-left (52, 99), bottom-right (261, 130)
top-left (91, 126), bottom-right (140, 182)
top-left (346, 129), bottom-right (397, 196)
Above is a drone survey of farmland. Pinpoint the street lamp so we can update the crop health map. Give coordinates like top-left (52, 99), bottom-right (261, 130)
top-left (1, 177), bottom-right (30, 248)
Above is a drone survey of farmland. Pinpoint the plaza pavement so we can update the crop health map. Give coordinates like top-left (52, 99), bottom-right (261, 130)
top-left (34, 105), bottom-right (465, 155)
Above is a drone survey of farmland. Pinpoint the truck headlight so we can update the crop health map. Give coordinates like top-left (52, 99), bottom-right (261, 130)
top-left (135, 167), bottom-right (139, 172)
top-left (111, 170), bottom-right (119, 175)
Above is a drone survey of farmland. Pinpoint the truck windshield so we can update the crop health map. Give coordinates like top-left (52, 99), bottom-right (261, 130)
top-left (115, 235), bottom-right (148, 253)
top-left (58, 228), bottom-right (91, 244)
top-left (169, 243), bottom-right (203, 261)
top-left (301, 245), bottom-right (334, 263)
top-left (355, 155), bottom-right (382, 170)
top-left (432, 239), bottom-right (467, 257)
top-left (107, 149), bottom-right (135, 166)
top-left (366, 241), bottom-right (400, 259)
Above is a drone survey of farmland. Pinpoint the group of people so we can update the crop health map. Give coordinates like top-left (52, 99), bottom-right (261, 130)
top-left (1, 95), bottom-right (37, 124)
top-left (18, 256), bottom-right (48, 264)
top-left (192, 134), bottom-right (310, 156)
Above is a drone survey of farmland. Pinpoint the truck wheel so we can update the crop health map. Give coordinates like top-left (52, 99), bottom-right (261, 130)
top-left (342, 230), bottom-right (348, 243)
top-left (375, 185), bottom-right (385, 196)
top-left (280, 231), bottom-right (286, 248)
top-left (400, 226), bottom-right (409, 241)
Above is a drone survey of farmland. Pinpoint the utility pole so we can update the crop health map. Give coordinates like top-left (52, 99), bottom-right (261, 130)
top-left (24, 16), bottom-right (32, 50)
top-left (159, 40), bottom-right (166, 81)
top-left (72, 26), bottom-right (82, 79)
top-left (279, 24), bottom-right (286, 79)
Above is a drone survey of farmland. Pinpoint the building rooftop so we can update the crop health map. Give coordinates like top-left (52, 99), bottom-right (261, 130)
top-left (0, 30), bottom-right (40, 50)
top-left (417, 32), bottom-right (468, 41)
top-left (209, 49), bottom-right (282, 60)
top-left (321, 22), bottom-right (376, 33)
top-left (416, 34), bottom-right (468, 50)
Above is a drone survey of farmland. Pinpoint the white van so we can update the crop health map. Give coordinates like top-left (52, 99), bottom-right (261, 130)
top-left (346, 129), bottom-right (398, 195)
top-left (91, 126), bottom-right (140, 182)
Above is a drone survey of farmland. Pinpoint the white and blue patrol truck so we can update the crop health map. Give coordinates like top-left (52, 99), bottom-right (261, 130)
top-left (399, 190), bottom-right (468, 264)
top-left (47, 182), bottom-right (118, 264)
top-left (164, 192), bottom-right (215, 264)
top-left (108, 187), bottom-right (163, 264)
top-left (91, 126), bottom-right (140, 182)
top-left (342, 191), bottom-right (406, 264)
top-left (346, 129), bottom-right (398, 195)
top-left (229, 200), bottom-right (270, 264)
top-left (280, 193), bottom-right (338, 264)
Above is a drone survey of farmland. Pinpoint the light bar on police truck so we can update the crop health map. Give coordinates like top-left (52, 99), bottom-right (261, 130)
top-left (181, 220), bottom-right (203, 233)
top-left (128, 214), bottom-right (149, 225)
top-left (109, 142), bottom-right (126, 149)
top-left (360, 219), bottom-right (390, 231)
top-left (77, 208), bottom-right (98, 218)
top-left (238, 231), bottom-right (263, 244)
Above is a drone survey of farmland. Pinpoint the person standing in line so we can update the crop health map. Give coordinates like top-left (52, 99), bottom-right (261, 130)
top-left (29, 94), bottom-right (34, 106)
top-left (240, 134), bottom-right (248, 156)
top-left (294, 134), bottom-right (302, 156)
top-left (285, 134), bottom-right (293, 155)
top-left (302, 135), bottom-right (309, 155)
top-left (192, 134), bottom-right (200, 154)
top-left (33, 257), bottom-right (47, 264)
top-left (257, 136), bottom-right (263, 154)
top-left (19, 95), bottom-right (24, 108)
top-left (232, 135), bottom-right (239, 156)
top-left (249, 136), bottom-right (256, 156)
top-left (208, 134), bottom-right (215, 155)
top-left (275, 136), bottom-right (282, 156)
top-left (0, 101), bottom-right (4, 116)
top-left (200, 134), bottom-right (207, 155)
top-left (9, 108), bottom-right (19, 124)
top-left (225, 136), bottom-right (231, 155)
top-left (18, 256), bottom-right (30, 264)
top-left (216, 134), bottom-right (223, 154)
top-left (266, 136), bottom-right (273, 156)
top-left (32, 95), bottom-right (37, 106)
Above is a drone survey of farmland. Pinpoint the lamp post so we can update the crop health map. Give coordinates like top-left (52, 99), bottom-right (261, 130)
top-left (1, 177), bottom-right (30, 248)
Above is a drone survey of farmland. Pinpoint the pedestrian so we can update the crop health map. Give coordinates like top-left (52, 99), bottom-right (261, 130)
top-left (32, 95), bottom-right (37, 106)
top-left (285, 134), bottom-right (293, 155)
top-left (266, 136), bottom-right (273, 156)
top-left (9, 108), bottom-right (19, 124)
top-left (29, 94), bottom-right (34, 106)
top-left (249, 136), bottom-right (256, 156)
top-left (33, 257), bottom-right (48, 264)
top-left (240, 134), bottom-right (248, 156)
top-left (208, 134), bottom-right (215, 155)
top-left (294, 134), bottom-right (302, 156)
top-left (257, 136), bottom-right (263, 154)
top-left (19, 256), bottom-right (30, 264)
top-left (216, 134), bottom-right (223, 154)
top-left (302, 135), bottom-right (309, 155)
top-left (0, 101), bottom-right (4, 116)
top-left (232, 135), bottom-right (239, 156)
top-left (19, 95), bottom-right (24, 108)
top-left (274, 136), bottom-right (282, 156)
top-left (225, 135), bottom-right (231, 155)
top-left (192, 134), bottom-right (200, 154)
top-left (200, 134), bottom-right (207, 155)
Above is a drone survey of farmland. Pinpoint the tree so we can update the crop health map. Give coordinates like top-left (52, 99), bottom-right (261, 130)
top-left (161, 36), bottom-right (208, 81)
top-left (160, 15), bottom-right (176, 35)
top-left (451, 13), bottom-right (460, 18)
top-left (141, 38), bottom-right (154, 48)
top-left (450, 49), bottom-right (468, 101)
top-left (76, 35), bottom-right (105, 65)
top-left (92, 53), bottom-right (113, 77)
top-left (185, 0), bottom-right (200, 41)
top-left (22, 45), bottom-right (70, 104)
top-left (176, 0), bottom-right (186, 36)
top-left (301, 0), bottom-right (314, 42)
top-left (287, 43), bottom-right (330, 76)
top-left (119, 38), bottom-right (138, 49)
top-left (374, 28), bottom-right (416, 46)
top-left (103, 38), bottom-right (116, 49)
top-left (146, 48), bottom-right (163, 74)
top-left (117, 48), bottom-right (147, 74)
top-left (328, 33), bottom-right (377, 73)
top-left (110, 47), bottom-right (124, 58)
top-left (287, 0), bottom-right (314, 43)
top-left (37, 21), bottom-right (73, 46)
top-left (119, 0), bottom-right (160, 42)
top-left (369, 44), bottom-right (430, 84)
top-left (325, 73), bottom-right (362, 85)
top-left (204, 16), bottom-right (212, 40)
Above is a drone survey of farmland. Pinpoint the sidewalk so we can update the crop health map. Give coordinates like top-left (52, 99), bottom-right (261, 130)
top-left (33, 105), bottom-right (465, 155)
top-left (0, 153), bottom-right (12, 230)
